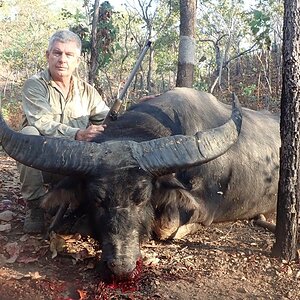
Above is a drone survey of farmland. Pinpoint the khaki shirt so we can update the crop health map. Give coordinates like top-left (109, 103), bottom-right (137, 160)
top-left (22, 69), bottom-right (109, 139)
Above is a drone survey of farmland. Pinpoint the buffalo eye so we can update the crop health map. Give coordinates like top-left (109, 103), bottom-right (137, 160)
top-left (131, 179), bottom-right (152, 205)
top-left (93, 186), bottom-right (106, 205)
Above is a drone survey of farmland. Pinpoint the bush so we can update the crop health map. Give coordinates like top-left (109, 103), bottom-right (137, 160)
top-left (1, 99), bottom-right (23, 130)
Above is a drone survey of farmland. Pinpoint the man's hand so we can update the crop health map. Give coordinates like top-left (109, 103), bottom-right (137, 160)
top-left (75, 124), bottom-right (107, 141)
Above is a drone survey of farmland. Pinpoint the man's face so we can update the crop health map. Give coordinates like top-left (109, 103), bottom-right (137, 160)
top-left (46, 40), bottom-right (81, 80)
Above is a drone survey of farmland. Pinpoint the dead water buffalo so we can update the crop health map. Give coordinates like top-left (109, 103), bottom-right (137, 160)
top-left (0, 87), bottom-right (280, 281)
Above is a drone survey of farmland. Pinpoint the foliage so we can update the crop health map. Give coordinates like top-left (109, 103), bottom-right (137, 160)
top-left (197, 1), bottom-right (251, 69)
top-left (95, 2), bottom-right (117, 69)
top-left (62, 1), bottom-right (118, 91)
top-left (1, 99), bottom-right (22, 129)
top-left (61, 8), bottom-right (91, 56)
top-left (0, 0), bottom-right (69, 79)
top-left (0, 0), bottom-right (284, 115)
top-left (239, 82), bottom-right (257, 102)
top-left (246, 0), bottom-right (283, 49)
top-left (248, 9), bottom-right (271, 48)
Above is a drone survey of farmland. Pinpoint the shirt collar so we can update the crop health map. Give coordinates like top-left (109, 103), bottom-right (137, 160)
top-left (40, 68), bottom-right (78, 99)
top-left (40, 68), bottom-right (78, 85)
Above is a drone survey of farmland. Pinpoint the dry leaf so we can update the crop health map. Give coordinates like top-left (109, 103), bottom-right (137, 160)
top-left (0, 223), bottom-right (11, 232)
top-left (77, 289), bottom-right (88, 300)
top-left (287, 266), bottom-right (293, 276)
top-left (49, 231), bottom-right (67, 259)
top-left (19, 234), bottom-right (30, 242)
top-left (5, 254), bottom-right (19, 264)
top-left (0, 267), bottom-right (29, 280)
top-left (0, 254), bottom-right (7, 267)
top-left (28, 271), bottom-right (45, 280)
top-left (144, 256), bottom-right (160, 266)
top-left (17, 256), bottom-right (39, 264)
top-left (0, 210), bottom-right (14, 221)
top-left (4, 241), bottom-right (21, 263)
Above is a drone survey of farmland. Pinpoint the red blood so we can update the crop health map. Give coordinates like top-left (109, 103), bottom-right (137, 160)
top-left (99, 258), bottom-right (143, 293)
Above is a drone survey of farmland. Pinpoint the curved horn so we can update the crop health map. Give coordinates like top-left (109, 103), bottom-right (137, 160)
top-left (0, 93), bottom-right (241, 178)
top-left (0, 118), bottom-right (117, 176)
top-left (131, 93), bottom-right (242, 176)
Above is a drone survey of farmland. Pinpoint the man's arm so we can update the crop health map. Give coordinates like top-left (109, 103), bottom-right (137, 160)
top-left (75, 82), bottom-right (110, 141)
top-left (75, 124), bottom-right (107, 141)
top-left (86, 83), bottom-right (110, 125)
top-left (22, 77), bottom-right (80, 139)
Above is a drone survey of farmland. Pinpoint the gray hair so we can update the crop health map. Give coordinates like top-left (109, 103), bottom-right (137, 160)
top-left (48, 30), bottom-right (82, 54)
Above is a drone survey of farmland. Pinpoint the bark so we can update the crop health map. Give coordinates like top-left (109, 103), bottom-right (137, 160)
top-left (176, 0), bottom-right (196, 87)
top-left (88, 0), bottom-right (100, 85)
top-left (272, 0), bottom-right (300, 261)
top-left (147, 47), bottom-right (154, 93)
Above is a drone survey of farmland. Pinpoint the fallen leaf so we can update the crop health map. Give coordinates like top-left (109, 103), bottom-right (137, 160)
top-left (0, 210), bottom-right (14, 221)
top-left (49, 231), bottom-right (66, 259)
top-left (287, 266), bottom-right (293, 276)
top-left (0, 199), bottom-right (12, 210)
top-left (144, 256), bottom-right (160, 266)
top-left (0, 269), bottom-right (29, 280)
top-left (0, 223), bottom-right (11, 232)
top-left (70, 249), bottom-right (90, 262)
top-left (0, 254), bottom-right (7, 267)
top-left (28, 271), bottom-right (46, 280)
top-left (19, 234), bottom-right (30, 242)
top-left (5, 254), bottom-right (19, 264)
top-left (237, 287), bottom-right (248, 293)
top-left (64, 233), bottom-right (81, 242)
top-left (77, 289), bottom-right (88, 300)
top-left (4, 241), bottom-right (21, 263)
top-left (17, 255), bottom-right (39, 264)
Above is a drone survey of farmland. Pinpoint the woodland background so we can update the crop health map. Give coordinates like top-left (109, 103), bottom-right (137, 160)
top-left (0, 0), bottom-right (283, 128)
top-left (1, 2), bottom-right (300, 299)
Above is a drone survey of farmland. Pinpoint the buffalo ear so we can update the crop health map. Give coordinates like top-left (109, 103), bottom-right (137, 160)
top-left (41, 177), bottom-right (85, 210)
top-left (154, 174), bottom-right (186, 190)
top-left (152, 174), bottom-right (199, 231)
top-left (152, 183), bottom-right (200, 240)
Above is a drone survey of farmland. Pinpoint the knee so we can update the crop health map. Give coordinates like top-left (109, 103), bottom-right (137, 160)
top-left (20, 126), bottom-right (41, 136)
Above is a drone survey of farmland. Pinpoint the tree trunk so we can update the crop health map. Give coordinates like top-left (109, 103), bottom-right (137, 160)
top-left (272, 0), bottom-right (300, 261)
top-left (88, 0), bottom-right (100, 85)
top-left (176, 0), bottom-right (196, 87)
top-left (147, 47), bottom-right (154, 93)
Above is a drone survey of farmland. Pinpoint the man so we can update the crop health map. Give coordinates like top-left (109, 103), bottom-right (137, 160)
top-left (19, 30), bottom-right (109, 233)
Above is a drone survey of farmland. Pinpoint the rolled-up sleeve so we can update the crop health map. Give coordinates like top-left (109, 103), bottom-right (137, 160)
top-left (87, 87), bottom-right (110, 125)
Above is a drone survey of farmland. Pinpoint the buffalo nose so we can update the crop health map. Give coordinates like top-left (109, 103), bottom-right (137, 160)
top-left (106, 259), bottom-right (124, 273)
top-left (106, 259), bottom-right (133, 277)
top-left (107, 260), bottom-right (116, 270)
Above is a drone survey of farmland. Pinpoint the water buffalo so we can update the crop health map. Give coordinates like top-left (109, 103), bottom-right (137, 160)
top-left (0, 87), bottom-right (280, 281)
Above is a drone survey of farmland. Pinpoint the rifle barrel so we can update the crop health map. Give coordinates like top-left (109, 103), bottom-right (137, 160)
top-left (118, 40), bottom-right (152, 100)
top-left (103, 40), bottom-right (153, 124)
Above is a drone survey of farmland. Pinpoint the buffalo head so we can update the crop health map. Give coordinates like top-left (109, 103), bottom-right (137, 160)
top-left (0, 92), bottom-right (242, 281)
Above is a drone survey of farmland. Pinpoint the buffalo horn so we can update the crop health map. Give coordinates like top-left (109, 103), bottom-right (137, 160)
top-left (0, 118), bottom-right (114, 176)
top-left (0, 94), bottom-right (241, 178)
top-left (130, 93), bottom-right (242, 176)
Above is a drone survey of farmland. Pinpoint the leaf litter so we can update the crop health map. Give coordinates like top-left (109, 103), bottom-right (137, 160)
top-left (0, 151), bottom-right (299, 300)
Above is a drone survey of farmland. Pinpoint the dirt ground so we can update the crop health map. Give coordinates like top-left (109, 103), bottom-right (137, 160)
top-left (0, 150), bottom-right (299, 300)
